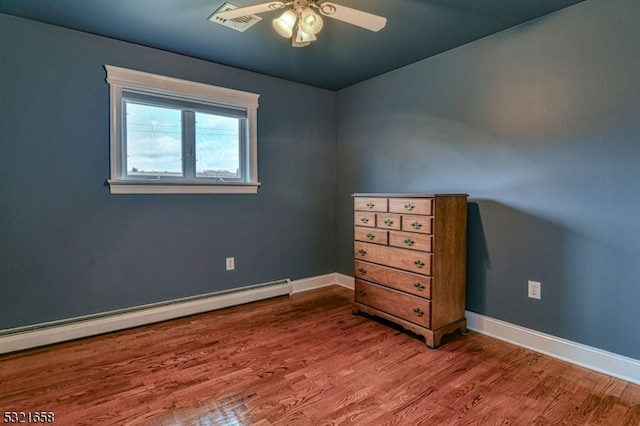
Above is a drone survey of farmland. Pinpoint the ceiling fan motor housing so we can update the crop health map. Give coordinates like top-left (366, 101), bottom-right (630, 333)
top-left (294, 0), bottom-right (312, 11)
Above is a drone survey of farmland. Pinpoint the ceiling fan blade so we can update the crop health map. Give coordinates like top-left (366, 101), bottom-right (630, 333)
top-left (318, 2), bottom-right (386, 32)
top-left (215, 1), bottom-right (286, 20)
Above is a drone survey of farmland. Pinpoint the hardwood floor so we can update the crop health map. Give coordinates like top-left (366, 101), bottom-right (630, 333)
top-left (1, 285), bottom-right (639, 425)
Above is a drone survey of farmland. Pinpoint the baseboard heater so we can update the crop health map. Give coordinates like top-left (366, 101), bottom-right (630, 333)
top-left (0, 279), bottom-right (292, 355)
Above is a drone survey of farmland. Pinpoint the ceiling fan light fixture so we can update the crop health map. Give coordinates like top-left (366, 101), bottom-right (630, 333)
top-left (218, 0), bottom-right (387, 49)
top-left (299, 7), bottom-right (323, 35)
top-left (272, 9), bottom-right (297, 38)
top-left (291, 24), bottom-right (311, 47)
top-left (295, 25), bottom-right (316, 42)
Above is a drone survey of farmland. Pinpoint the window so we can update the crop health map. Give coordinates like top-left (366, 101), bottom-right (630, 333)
top-left (105, 65), bottom-right (260, 194)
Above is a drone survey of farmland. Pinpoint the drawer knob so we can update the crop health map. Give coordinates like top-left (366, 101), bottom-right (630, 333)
top-left (413, 308), bottom-right (424, 317)
top-left (358, 249), bottom-right (367, 256)
top-left (366, 233), bottom-right (375, 240)
top-left (404, 238), bottom-right (415, 246)
top-left (413, 282), bottom-right (425, 291)
top-left (360, 217), bottom-right (369, 224)
top-left (383, 219), bottom-right (394, 226)
top-left (411, 221), bottom-right (422, 230)
top-left (414, 260), bottom-right (425, 268)
top-left (366, 202), bottom-right (375, 209)
top-left (358, 290), bottom-right (366, 297)
top-left (357, 267), bottom-right (367, 275)
top-left (404, 203), bottom-right (415, 211)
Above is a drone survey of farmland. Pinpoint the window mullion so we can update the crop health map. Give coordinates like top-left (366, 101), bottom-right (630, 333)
top-left (239, 118), bottom-right (247, 180)
top-left (183, 111), bottom-right (196, 179)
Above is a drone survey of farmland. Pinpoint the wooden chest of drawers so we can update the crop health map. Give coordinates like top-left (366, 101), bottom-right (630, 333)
top-left (352, 193), bottom-right (468, 348)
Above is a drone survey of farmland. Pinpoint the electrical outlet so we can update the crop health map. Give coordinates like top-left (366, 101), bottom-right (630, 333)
top-left (528, 280), bottom-right (541, 299)
top-left (226, 257), bottom-right (235, 271)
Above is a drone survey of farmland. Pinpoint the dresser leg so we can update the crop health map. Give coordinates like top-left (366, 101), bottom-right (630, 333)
top-left (428, 319), bottom-right (468, 349)
top-left (424, 332), bottom-right (437, 349)
top-left (458, 320), bottom-right (469, 335)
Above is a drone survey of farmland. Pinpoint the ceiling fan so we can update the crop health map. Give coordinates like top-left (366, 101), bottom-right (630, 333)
top-left (212, 0), bottom-right (387, 47)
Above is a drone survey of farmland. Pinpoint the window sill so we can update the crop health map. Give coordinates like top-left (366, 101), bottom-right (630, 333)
top-left (108, 180), bottom-right (260, 194)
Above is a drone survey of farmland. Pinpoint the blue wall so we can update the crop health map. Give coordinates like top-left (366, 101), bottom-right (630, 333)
top-left (2, 0), bottom-right (640, 362)
top-left (0, 14), bottom-right (337, 329)
top-left (335, 0), bottom-right (640, 359)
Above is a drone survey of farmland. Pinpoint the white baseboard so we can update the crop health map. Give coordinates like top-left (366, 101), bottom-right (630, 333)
top-left (290, 272), bottom-right (354, 293)
top-left (466, 311), bottom-right (640, 385)
top-left (333, 272), bottom-right (356, 290)
top-left (2, 273), bottom-right (639, 387)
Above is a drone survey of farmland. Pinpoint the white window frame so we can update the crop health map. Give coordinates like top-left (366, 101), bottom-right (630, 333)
top-left (105, 65), bottom-right (260, 194)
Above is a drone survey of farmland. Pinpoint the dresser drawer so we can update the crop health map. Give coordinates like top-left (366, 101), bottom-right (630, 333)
top-left (354, 197), bottom-right (388, 212)
top-left (355, 280), bottom-right (431, 328)
top-left (354, 242), bottom-right (432, 275)
top-left (401, 215), bottom-right (433, 234)
top-left (354, 212), bottom-right (376, 228)
top-left (354, 228), bottom-right (388, 245)
top-left (376, 214), bottom-right (402, 230)
top-left (354, 261), bottom-right (432, 298)
top-left (389, 198), bottom-right (433, 215)
top-left (389, 231), bottom-right (432, 252)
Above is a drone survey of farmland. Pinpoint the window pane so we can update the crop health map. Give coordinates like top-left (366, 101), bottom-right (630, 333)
top-left (125, 102), bottom-right (183, 177)
top-left (195, 112), bottom-right (240, 179)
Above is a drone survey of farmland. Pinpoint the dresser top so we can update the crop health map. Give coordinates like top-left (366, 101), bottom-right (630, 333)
top-left (351, 193), bottom-right (468, 198)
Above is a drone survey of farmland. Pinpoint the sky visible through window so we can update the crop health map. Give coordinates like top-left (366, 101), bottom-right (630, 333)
top-left (126, 102), bottom-right (240, 177)
top-left (195, 111), bottom-right (240, 178)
